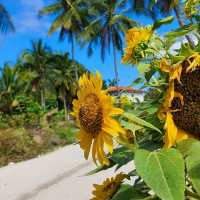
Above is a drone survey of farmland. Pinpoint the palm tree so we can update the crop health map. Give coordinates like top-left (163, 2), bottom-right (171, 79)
top-left (0, 4), bottom-right (14, 34)
top-left (131, 0), bottom-right (155, 18)
top-left (81, 0), bottom-right (136, 86)
top-left (21, 39), bottom-right (51, 110)
top-left (39, 0), bottom-right (88, 80)
top-left (0, 63), bottom-right (16, 94)
top-left (0, 64), bottom-right (17, 112)
top-left (47, 53), bottom-right (85, 120)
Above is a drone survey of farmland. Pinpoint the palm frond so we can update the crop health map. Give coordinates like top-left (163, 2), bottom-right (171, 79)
top-left (48, 13), bottom-right (65, 35)
top-left (38, 2), bottom-right (63, 16)
top-left (0, 4), bottom-right (14, 34)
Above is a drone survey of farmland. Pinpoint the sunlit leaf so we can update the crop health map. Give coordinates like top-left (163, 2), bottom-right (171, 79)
top-left (178, 139), bottom-right (200, 195)
top-left (152, 16), bottom-right (174, 30)
top-left (137, 63), bottom-right (150, 75)
top-left (111, 184), bottom-right (148, 200)
top-left (123, 112), bottom-right (161, 134)
top-left (135, 148), bottom-right (185, 200)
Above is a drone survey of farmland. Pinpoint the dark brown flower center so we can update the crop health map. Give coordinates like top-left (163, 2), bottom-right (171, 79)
top-left (79, 93), bottom-right (103, 135)
top-left (171, 59), bottom-right (200, 136)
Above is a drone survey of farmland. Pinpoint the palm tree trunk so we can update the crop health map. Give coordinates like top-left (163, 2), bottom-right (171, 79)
top-left (71, 35), bottom-right (78, 81)
top-left (63, 95), bottom-right (68, 121)
top-left (41, 89), bottom-right (45, 111)
top-left (112, 42), bottom-right (119, 87)
top-left (174, 5), bottom-right (195, 49)
top-left (56, 89), bottom-right (63, 111)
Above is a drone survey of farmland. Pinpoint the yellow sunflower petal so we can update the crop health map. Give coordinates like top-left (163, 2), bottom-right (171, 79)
top-left (96, 139), bottom-right (104, 165)
top-left (92, 139), bottom-right (98, 165)
top-left (79, 130), bottom-right (93, 159)
top-left (176, 128), bottom-right (191, 143)
top-left (160, 58), bottom-right (171, 73)
top-left (97, 134), bottom-right (109, 165)
top-left (104, 118), bottom-right (125, 134)
top-left (186, 53), bottom-right (200, 72)
top-left (103, 133), bottom-right (113, 154)
top-left (170, 64), bottom-right (182, 83)
top-left (164, 112), bottom-right (177, 148)
top-left (102, 125), bottom-right (119, 137)
top-left (109, 107), bottom-right (124, 116)
top-left (94, 71), bottom-right (103, 91)
top-left (163, 81), bottom-right (175, 109)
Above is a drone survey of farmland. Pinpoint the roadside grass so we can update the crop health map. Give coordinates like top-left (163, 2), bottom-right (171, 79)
top-left (0, 110), bottom-right (78, 167)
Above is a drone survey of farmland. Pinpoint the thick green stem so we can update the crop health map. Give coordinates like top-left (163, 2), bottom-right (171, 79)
top-left (63, 94), bottom-right (68, 121)
top-left (40, 88), bottom-right (45, 111)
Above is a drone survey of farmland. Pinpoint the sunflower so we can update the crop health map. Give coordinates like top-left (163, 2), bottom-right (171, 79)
top-left (159, 53), bottom-right (200, 148)
top-left (122, 27), bottom-right (153, 64)
top-left (91, 173), bottom-right (126, 200)
top-left (72, 72), bottom-right (125, 165)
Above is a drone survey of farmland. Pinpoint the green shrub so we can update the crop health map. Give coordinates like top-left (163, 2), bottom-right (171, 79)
top-left (0, 108), bottom-right (78, 167)
top-left (53, 124), bottom-right (78, 144)
top-left (13, 96), bottom-right (42, 114)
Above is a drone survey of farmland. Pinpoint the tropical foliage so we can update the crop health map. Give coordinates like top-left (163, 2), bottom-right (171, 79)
top-left (0, 39), bottom-right (85, 166)
top-left (79, 0), bottom-right (136, 85)
top-left (39, 0), bottom-right (88, 80)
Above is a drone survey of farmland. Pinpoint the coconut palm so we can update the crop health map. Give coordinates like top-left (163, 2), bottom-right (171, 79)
top-left (0, 4), bottom-right (14, 34)
top-left (0, 63), bottom-right (35, 101)
top-left (47, 53), bottom-right (85, 119)
top-left (0, 63), bottom-right (16, 94)
top-left (131, 0), bottom-right (156, 18)
top-left (0, 64), bottom-right (18, 112)
top-left (80, 0), bottom-right (136, 86)
top-left (21, 39), bottom-right (51, 110)
top-left (39, 0), bottom-right (88, 80)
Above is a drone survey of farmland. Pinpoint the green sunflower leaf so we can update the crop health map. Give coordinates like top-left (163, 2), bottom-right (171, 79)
top-left (152, 16), bottom-right (174, 30)
top-left (135, 148), bottom-right (185, 200)
top-left (111, 184), bottom-right (148, 200)
top-left (85, 164), bottom-right (112, 176)
top-left (120, 120), bottom-right (142, 133)
top-left (123, 112), bottom-right (161, 134)
top-left (137, 63), bottom-right (151, 75)
top-left (178, 139), bottom-right (200, 196)
top-left (110, 146), bottom-right (134, 170)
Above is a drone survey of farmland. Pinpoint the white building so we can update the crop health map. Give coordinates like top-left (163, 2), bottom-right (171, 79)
top-left (107, 86), bottom-right (145, 103)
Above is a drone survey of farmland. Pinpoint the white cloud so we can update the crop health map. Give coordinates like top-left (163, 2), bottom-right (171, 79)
top-left (13, 0), bottom-right (51, 34)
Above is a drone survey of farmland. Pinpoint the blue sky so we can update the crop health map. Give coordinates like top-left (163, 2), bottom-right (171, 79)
top-left (0, 0), bottom-right (179, 86)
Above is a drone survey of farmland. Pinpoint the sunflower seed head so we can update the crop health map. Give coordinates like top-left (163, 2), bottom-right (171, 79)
top-left (172, 59), bottom-right (200, 136)
top-left (79, 93), bottom-right (103, 135)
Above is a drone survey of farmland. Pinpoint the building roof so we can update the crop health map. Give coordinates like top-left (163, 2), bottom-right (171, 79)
top-left (107, 86), bottom-right (144, 94)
